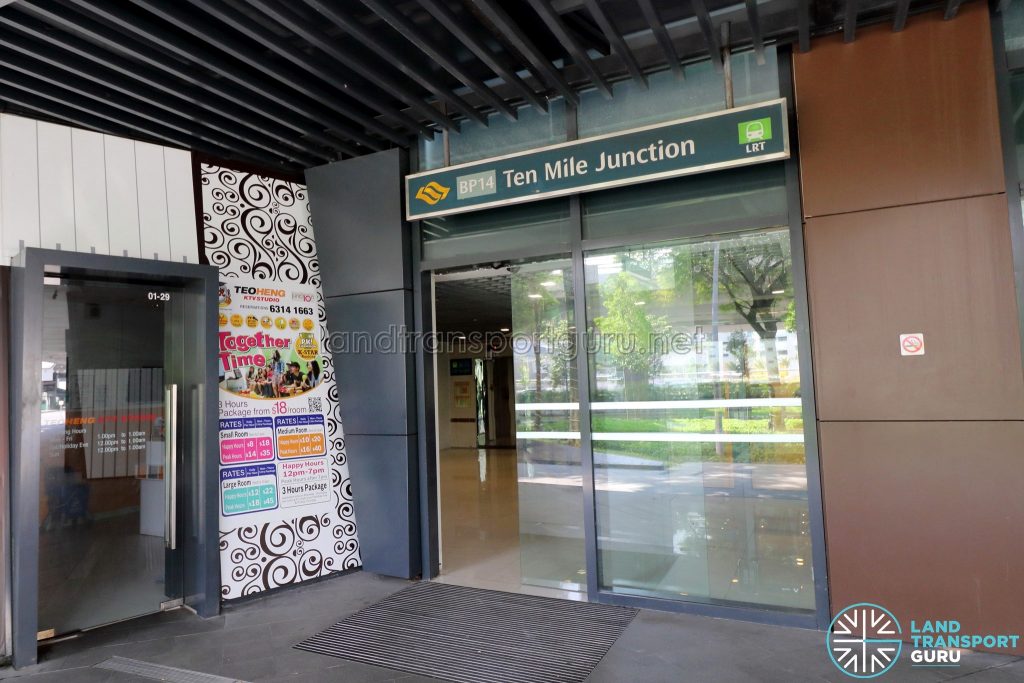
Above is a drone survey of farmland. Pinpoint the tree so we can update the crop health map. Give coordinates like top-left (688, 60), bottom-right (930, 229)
top-left (685, 233), bottom-right (792, 432)
top-left (592, 272), bottom-right (670, 401)
top-left (685, 232), bottom-right (791, 384)
top-left (725, 331), bottom-right (751, 379)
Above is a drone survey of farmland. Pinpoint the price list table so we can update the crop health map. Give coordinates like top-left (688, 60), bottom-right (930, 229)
top-left (220, 463), bottom-right (278, 516)
top-left (219, 417), bottom-right (276, 464)
top-left (274, 414), bottom-right (326, 459)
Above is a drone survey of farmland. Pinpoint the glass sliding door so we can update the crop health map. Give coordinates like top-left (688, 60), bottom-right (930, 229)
top-left (510, 258), bottom-right (587, 593)
top-left (584, 228), bottom-right (814, 612)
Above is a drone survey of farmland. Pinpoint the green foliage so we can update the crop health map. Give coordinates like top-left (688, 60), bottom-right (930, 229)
top-left (591, 272), bottom-right (670, 398)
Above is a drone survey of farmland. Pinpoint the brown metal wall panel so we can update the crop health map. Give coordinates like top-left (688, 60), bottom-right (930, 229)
top-left (793, 3), bottom-right (1004, 218)
top-left (806, 195), bottom-right (1024, 421)
top-left (820, 421), bottom-right (1024, 655)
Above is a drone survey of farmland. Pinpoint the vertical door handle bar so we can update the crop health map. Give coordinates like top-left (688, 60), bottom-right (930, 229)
top-left (169, 383), bottom-right (178, 550)
top-left (164, 386), bottom-right (171, 548)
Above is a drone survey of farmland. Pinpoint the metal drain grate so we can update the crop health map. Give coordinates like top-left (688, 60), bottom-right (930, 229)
top-left (295, 581), bottom-right (638, 683)
top-left (95, 656), bottom-right (248, 683)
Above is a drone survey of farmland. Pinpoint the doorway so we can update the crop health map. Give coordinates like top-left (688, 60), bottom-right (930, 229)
top-left (432, 259), bottom-right (587, 599)
top-left (10, 249), bottom-right (219, 668)
top-left (37, 274), bottom-right (185, 636)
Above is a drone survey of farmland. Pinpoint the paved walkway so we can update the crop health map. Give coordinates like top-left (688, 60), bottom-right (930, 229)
top-left (1, 571), bottom-right (1021, 682)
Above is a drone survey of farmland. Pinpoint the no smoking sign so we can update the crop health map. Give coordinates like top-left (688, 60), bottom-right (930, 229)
top-left (900, 333), bottom-right (925, 356)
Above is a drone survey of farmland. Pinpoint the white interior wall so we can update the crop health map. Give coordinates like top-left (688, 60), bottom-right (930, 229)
top-left (0, 114), bottom-right (199, 263)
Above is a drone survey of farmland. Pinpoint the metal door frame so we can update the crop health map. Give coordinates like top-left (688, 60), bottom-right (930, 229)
top-left (8, 248), bottom-right (220, 668)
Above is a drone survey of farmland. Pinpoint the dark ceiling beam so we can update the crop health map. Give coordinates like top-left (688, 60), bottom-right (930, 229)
top-left (893, 0), bottom-right (911, 30)
top-left (93, 0), bottom-right (403, 150)
top-left (0, 85), bottom-right (175, 151)
top-left (297, 0), bottom-right (488, 126)
top-left (50, 0), bottom-right (383, 154)
top-left (744, 0), bottom-right (766, 64)
top-left (12, 1), bottom-right (356, 157)
top-left (0, 73), bottom-right (250, 162)
top-left (166, 0), bottom-right (431, 139)
top-left (691, 0), bottom-right (723, 71)
top-left (0, 24), bottom-right (328, 165)
top-left (582, 0), bottom-right (646, 87)
top-left (798, 0), bottom-right (811, 52)
top-left (471, 0), bottom-right (580, 105)
top-left (0, 47), bottom-right (320, 167)
top-left (415, 0), bottom-right (549, 112)
top-left (524, 0), bottom-right (612, 98)
top-left (943, 0), bottom-right (962, 19)
top-left (238, 0), bottom-right (455, 132)
top-left (637, 0), bottom-right (684, 79)
top-left (358, 0), bottom-right (518, 120)
top-left (844, 0), bottom-right (857, 41)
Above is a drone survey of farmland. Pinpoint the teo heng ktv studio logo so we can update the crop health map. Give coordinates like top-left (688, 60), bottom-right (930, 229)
top-left (826, 603), bottom-right (1020, 678)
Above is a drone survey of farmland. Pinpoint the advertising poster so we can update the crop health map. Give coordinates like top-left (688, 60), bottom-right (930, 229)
top-left (203, 166), bottom-right (359, 599)
top-left (216, 278), bottom-right (331, 528)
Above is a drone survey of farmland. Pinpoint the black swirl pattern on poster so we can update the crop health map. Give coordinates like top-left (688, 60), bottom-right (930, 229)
top-left (202, 163), bottom-right (361, 599)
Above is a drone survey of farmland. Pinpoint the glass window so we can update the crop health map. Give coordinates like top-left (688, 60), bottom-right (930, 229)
top-left (583, 163), bottom-right (788, 241)
top-left (449, 101), bottom-right (567, 167)
top-left (578, 48), bottom-right (779, 139)
top-left (418, 131), bottom-right (445, 171)
top-left (421, 198), bottom-right (571, 263)
top-left (578, 63), bottom-right (725, 138)
top-left (584, 228), bottom-right (814, 612)
top-left (732, 46), bottom-right (782, 106)
top-left (1005, 0), bottom-right (1024, 69)
top-left (1010, 72), bottom-right (1024, 184)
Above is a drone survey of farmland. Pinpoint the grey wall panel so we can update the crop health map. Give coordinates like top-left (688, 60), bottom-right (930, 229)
top-left (345, 433), bottom-right (420, 578)
top-left (309, 149), bottom-right (419, 581)
top-left (306, 149), bottom-right (411, 298)
top-left (326, 290), bottom-right (415, 436)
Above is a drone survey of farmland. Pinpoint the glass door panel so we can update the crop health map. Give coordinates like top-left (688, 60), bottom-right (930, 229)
top-left (584, 229), bottom-right (814, 612)
top-left (38, 275), bottom-right (184, 635)
top-left (510, 258), bottom-right (587, 593)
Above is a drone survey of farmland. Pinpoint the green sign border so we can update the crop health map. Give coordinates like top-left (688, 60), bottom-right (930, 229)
top-left (405, 98), bottom-right (789, 221)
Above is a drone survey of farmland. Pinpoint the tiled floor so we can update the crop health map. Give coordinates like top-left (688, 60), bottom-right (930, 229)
top-left (2, 573), bottom-right (1024, 683)
top-left (1, 570), bottom-right (1021, 682)
top-left (435, 447), bottom-right (586, 600)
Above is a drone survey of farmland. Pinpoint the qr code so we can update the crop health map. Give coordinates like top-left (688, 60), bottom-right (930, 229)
top-left (307, 396), bottom-right (322, 413)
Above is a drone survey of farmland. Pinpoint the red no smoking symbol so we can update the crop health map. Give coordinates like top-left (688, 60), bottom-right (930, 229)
top-left (900, 333), bottom-right (924, 355)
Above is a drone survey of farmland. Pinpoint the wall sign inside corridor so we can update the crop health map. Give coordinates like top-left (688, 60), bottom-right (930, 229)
top-left (405, 99), bottom-right (789, 220)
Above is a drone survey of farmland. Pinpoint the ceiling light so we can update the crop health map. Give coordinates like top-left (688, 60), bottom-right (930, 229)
top-left (500, 327), bottom-right (510, 332)
top-left (528, 293), bottom-right (542, 299)
top-left (551, 269), bottom-right (562, 275)
top-left (541, 281), bottom-right (556, 287)
top-left (772, 289), bottom-right (785, 294)
top-left (634, 300), bottom-right (646, 305)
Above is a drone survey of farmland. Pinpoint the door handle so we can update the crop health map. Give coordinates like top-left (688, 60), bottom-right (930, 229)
top-left (164, 384), bottom-right (178, 550)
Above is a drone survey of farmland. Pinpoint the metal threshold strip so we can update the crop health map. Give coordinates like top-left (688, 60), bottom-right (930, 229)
top-left (95, 657), bottom-right (249, 683)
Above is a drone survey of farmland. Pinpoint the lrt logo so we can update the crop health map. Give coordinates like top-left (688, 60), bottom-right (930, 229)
top-left (827, 603), bottom-right (903, 678)
top-left (739, 117), bottom-right (772, 153)
top-left (415, 181), bottom-right (450, 205)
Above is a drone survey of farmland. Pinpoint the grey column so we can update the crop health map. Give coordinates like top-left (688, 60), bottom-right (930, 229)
top-left (306, 149), bottom-right (420, 579)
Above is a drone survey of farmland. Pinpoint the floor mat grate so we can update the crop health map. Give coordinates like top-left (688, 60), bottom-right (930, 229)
top-left (95, 656), bottom-right (248, 683)
top-left (295, 581), bottom-right (638, 683)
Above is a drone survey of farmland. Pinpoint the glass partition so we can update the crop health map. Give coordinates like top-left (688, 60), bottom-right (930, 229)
top-left (511, 258), bottom-right (587, 592)
top-left (583, 229), bottom-right (814, 611)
